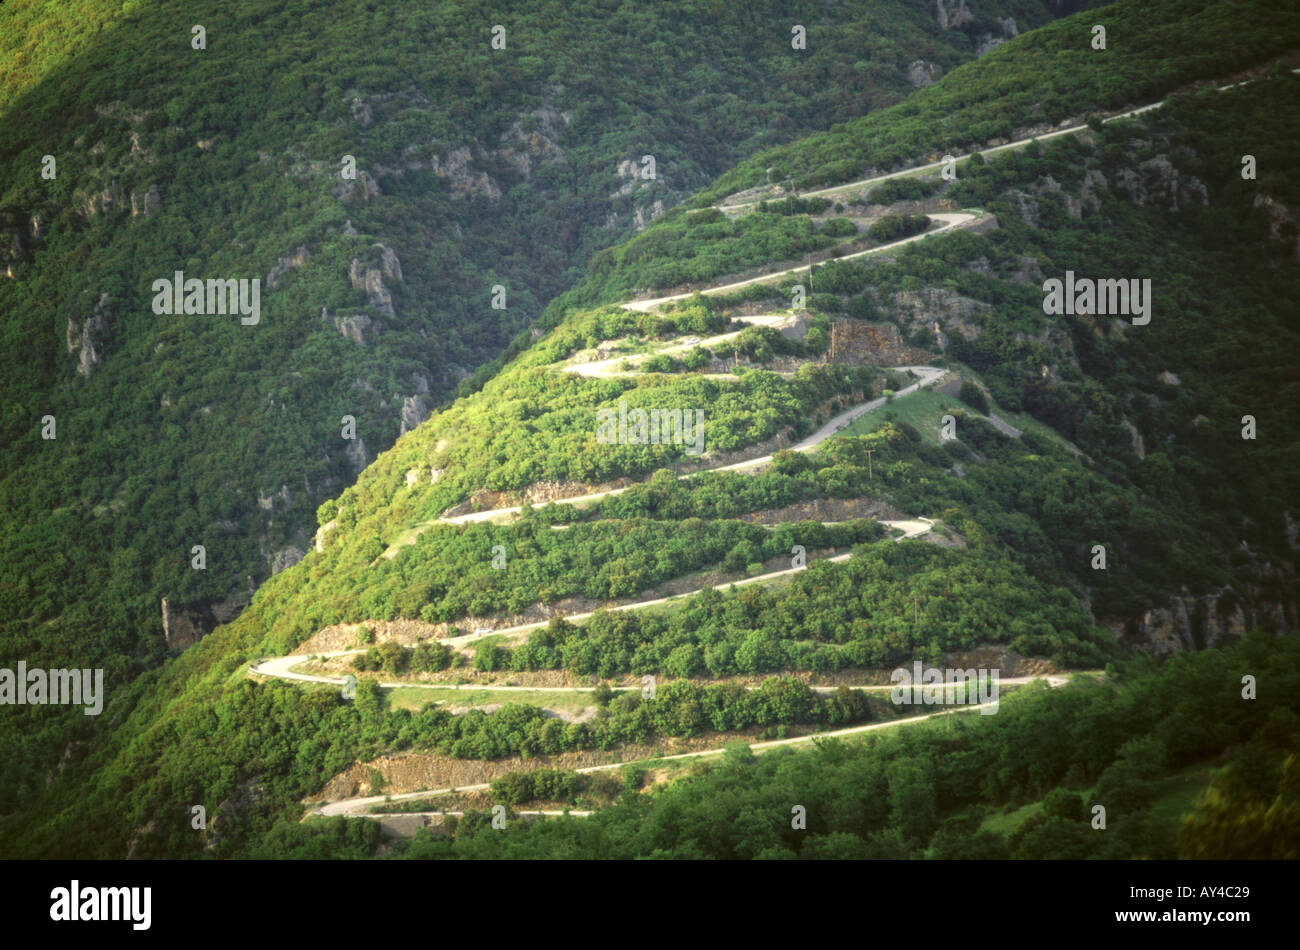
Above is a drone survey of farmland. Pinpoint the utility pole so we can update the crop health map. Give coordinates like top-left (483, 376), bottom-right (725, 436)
top-left (865, 448), bottom-right (874, 481)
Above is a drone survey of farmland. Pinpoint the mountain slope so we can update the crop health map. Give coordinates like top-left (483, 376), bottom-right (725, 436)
top-left (4, 0), bottom-right (1298, 859)
top-left (1, 0), bottom-right (1082, 667)
top-left (0, 0), bottom-right (1094, 821)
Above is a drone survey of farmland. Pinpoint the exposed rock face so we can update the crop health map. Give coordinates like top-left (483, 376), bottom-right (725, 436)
top-left (331, 310), bottom-right (378, 345)
top-left (740, 496), bottom-right (900, 525)
top-left (267, 244), bottom-right (312, 290)
top-left (270, 546), bottom-right (305, 574)
top-left (614, 158), bottom-right (644, 192)
top-left (208, 779), bottom-right (265, 851)
top-left (2, 227), bottom-right (26, 278)
top-left (257, 483), bottom-right (293, 511)
top-left (399, 394), bottom-right (431, 435)
top-left (1119, 418), bottom-right (1145, 459)
top-left (347, 95), bottom-right (373, 127)
top-left (498, 104), bottom-right (572, 177)
top-left (1007, 171), bottom-right (1107, 225)
top-left (293, 617), bottom-right (443, 655)
top-left (333, 169), bottom-right (381, 202)
top-left (129, 184), bottom-right (162, 217)
top-left (346, 436), bottom-right (371, 472)
top-left (907, 60), bottom-right (940, 88)
top-left (1111, 155), bottom-right (1208, 212)
top-left (1115, 586), bottom-right (1296, 656)
top-left (77, 178), bottom-right (127, 219)
top-left (348, 245), bottom-right (401, 318)
top-left (608, 157), bottom-right (669, 231)
top-left (936, 0), bottom-right (973, 30)
top-left (888, 286), bottom-right (991, 342)
top-left (829, 319), bottom-right (931, 366)
top-left (974, 16), bottom-right (1019, 55)
top-left (1254, 194), bottom-right (1300, 261)
top-left (1284, 511), bottom-right (1300, 552)
top-left (430, 145), bottom-right (503, 199)
top-left (66, 292), bottom-right (112, 377)
top-left (315, 519), bottom-right (338, 553)
top-left (942, 645), bottom-right (1057, 678)
top-left (632, 200), bottom-right (666, 231)
top-left (377, 244), bottom-right (402, 282)
top-left (161, 594), bottom-right (248, 651)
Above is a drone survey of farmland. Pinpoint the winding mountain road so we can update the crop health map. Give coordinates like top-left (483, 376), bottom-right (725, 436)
top-left (313, 674), bottom-right (1070, 819)
top-left (245, 64), bottom-right (1265, 825)
top-left (623, 212), bottom-right (979, 312)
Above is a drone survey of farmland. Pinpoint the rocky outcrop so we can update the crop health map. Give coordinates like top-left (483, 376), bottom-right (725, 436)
top-left (887, 286), bottom-right (991, 342)
top-left (829, 319), bottom-right (931, 366)
top-left (498, 104), bottom-right (572, 177)
top-left (270, 546), bottom-right (305, 574)
top-left (66, 293), bottom-right (112, 377)
top-left (346, 437), bottom-right (371, 472)
top-left (348, 245), bottom-right (401, 318)
top-left (1115, 586), bottom-right (1296, 656)
top-left (2, 227), bottom-right (26, 279)
top-left (267, 244), bottom-right (312, 290)
top-left (1007, 170), bottom-right (1107, 225)
top-left (936, 0), bottom-right (973, 30)
top-left (1111, 155), bottom-right (1208, 212)
top-left (315, 519), bottom-right (338, 553)
top-left (907, 60), bottom-right (940, 88)
top-left (430, 145), bottom-right (502, 199)
top-left (76, 178), bottom-right (127, 219)
top-left (347, 95), bottom-right (373, 127)
top-left (256, 483), bottom-right (293, 511)
top-left (1119, 418), bottom-right (1145, 459)
top-left (399, 395), bottom-right (431, 435)
top-left (4, 209), bottom-right (49, 276)
top-left (1254, 194), bottom-right (1300, 261)
top-left (329, 310), bottom-right (379, 345)
top-left (633, 200), bottom-right (666, 231)
top-left (161, 594), bottom-right (248, 651)
top-left (974, 16), bottom-right (1019, 55)
top-left (293, 617), bottom-right (443, 655)
top-left (942, 645), bottom-right (1057, 678)
top-left (129, 184), bottom-right (162, 217)
top-left (334, 168), bottom-right (381, 202)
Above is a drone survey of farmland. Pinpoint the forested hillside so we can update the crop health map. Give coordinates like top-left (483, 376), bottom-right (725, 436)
top-left (1, 0), bottom-right (1078, 666)
top-left (2, 0), bottom-right (1298, 861)
top-left (0, 0), bottom-right (1090, 820)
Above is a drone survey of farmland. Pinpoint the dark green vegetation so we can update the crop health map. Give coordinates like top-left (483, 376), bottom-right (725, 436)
top-left (3, 0), bottom-right (1298, 860)
top-left (696, 0), bottom-right (1300, 200)
top-left (0, 0), bottom-right (1090, 829)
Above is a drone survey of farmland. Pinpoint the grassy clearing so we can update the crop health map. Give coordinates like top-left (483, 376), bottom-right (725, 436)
top-left (835, 364), bottom-right (1078, 456)
top-left (839, 388), bottom-right (963, 443)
